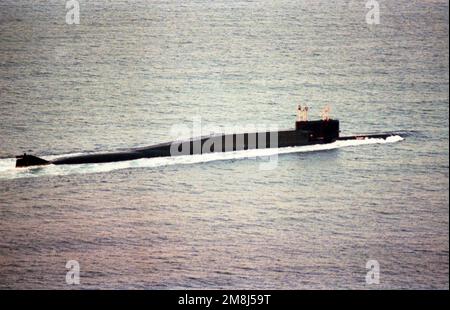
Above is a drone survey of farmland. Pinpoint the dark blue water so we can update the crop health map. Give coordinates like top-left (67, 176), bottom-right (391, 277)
top-left (0, 0), bottom-right (448, 289)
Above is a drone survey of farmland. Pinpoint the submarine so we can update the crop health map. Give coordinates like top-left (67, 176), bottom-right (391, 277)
top-left (15, 107), bottom-right (396, 168)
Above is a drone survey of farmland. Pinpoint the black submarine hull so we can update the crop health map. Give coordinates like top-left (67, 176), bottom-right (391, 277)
top-left (15, 120), bottom-right (395, 168)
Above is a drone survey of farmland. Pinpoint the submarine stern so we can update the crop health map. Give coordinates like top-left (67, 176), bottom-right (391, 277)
top-left (15, 154), bottom-right (50, 168)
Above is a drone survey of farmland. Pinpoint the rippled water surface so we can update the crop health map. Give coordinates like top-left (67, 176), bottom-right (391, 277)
top-left (0, 0), bottom-right (448, 289)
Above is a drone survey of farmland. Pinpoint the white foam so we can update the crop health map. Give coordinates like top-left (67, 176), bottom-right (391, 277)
top-left (0, 135), bottom-right (403, 180)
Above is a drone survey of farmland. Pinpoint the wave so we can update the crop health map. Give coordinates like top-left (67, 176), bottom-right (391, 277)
top-left (0, 135), bottom-right (403, 180)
